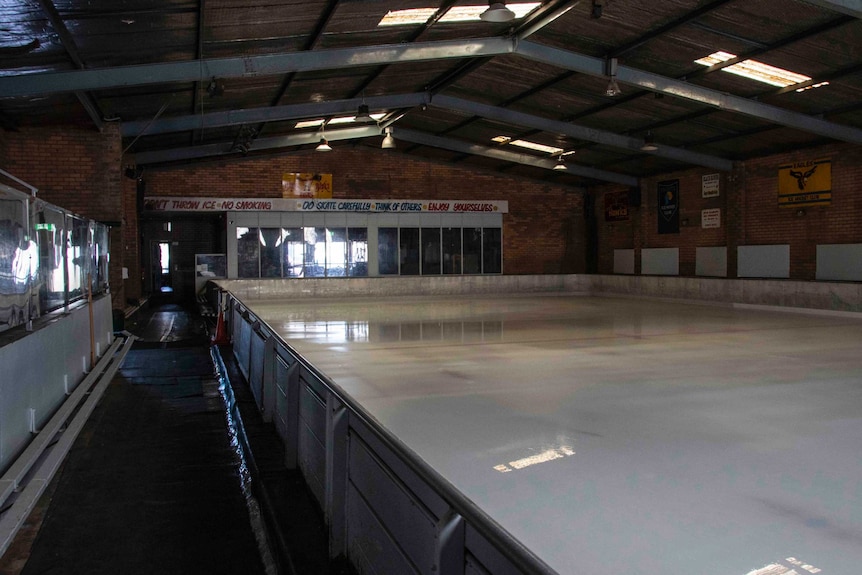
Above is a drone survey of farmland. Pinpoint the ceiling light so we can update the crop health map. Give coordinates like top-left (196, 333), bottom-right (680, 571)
top-left (553, 156), bottom-right (567, 171)
top-left (381, 127), bottom-right (396, 149)
top-left (480, 2), bottom-right (515, 22)
top-left (355, 104), bottom-right (372, 122)
top-left (641, 132), bottom-right (658, 152)
top-left (316, 138), bottom-right (332, 152)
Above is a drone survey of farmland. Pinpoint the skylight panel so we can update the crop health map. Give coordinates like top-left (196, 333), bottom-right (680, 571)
top-left (328, 113), bottom-right (386, 124)
top-left (295, 119), bottom-right (324, 129)
top-left (493, 135), bottom-right (563, 155)
top-left (379, 3), bottom-right (540, 26)
top-left (378, 8), bottom-right (438, 26)
top-left (694, 51), bottom-right (813, 88)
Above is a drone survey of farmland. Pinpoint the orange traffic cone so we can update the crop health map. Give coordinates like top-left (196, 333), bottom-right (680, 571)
top-left (212, 308), bottom-right (230, 345)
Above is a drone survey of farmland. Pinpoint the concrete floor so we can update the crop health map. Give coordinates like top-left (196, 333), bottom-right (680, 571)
top-left (245, 294), bottom-right (862, 575)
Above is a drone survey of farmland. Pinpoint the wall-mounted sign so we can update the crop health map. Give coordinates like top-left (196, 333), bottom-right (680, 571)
top-left (282, 173), bottom-right (332, 198)
top-left (143, 197), bottom-right (508, 214)
top-left (702, 173), bottom-right (720, 198)
top-left (657, 179), bottom-right (680, 234)
top-left (778, 158), bottom-right (831, 208)
top-left (701, 208), bottom-right (721, 228)
top-left (604, 191), bottom-right (629, 221)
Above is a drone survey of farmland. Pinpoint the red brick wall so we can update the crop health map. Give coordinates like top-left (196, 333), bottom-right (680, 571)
top-left (142, 149), bottom-right (586, 275)
top-left (594, 143), bottom-right (862, 279)
top-left (0, 124), bottom-right (126, 306)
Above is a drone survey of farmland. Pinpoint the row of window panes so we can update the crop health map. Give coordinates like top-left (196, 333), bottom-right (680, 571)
top-left (236, 226), bottom-right (502, 278)
top-left (237, 227), bottom-right (368, 278)
top-left (378, 227), bottom-right (501, 275)
top-left (1, 198), bottom-right (110, 332)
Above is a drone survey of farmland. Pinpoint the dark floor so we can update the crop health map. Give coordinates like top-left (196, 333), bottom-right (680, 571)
top-left (0, 301), bottom-right (344, 575)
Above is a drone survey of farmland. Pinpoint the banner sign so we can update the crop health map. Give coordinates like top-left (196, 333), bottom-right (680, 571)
top-left (144, 197), bottom-right (508, 214)
top-left (282, 173), bottom-right (332, 198)
top-left (701, 208), bottom-right (720, 229)
top-left (702, 173), bottom-right (720, 198)
top-left (657, 179), bottom-right (680, 234)
top-left (778, 158), bottom-right (831, 208)
top-left (604, 191), bottom-right (629, 221)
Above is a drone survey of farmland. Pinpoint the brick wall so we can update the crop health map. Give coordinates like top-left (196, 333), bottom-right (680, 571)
top-left (141, 148), bottom-right (585, 275)
top-left (594, 142), bottom-right (862, 280)
top-left (0, 124), bottom-right (126, 307)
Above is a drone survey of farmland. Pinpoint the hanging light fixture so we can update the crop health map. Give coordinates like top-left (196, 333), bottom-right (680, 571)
top-left (381, 127), bottom-right (396, 149)
top-left (316, 122), bottom-right (332, 151)
top-left (355, 103), bottom-right (372, 122)
top-left (553, 156), bottom-right (567, 170)
top-left (604, 57), bottom-right (621, 97)
top-left (641, 131), bottom-right (658, 152)
top-left (480, 2), bottom-right (515, 22)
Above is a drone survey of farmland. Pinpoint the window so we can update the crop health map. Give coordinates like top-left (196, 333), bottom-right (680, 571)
top-left (260, 228), bottom-right (282, 278)
top-left (463, 227), bottom-right (482, 274)
top-left (400, 228), bottom-right (420, 275)
top-left (378, 228), bottom-right (399, 275)
top-left (483, 228), bottom-right (502, 274)
top-left (303, 227), bottom-right (326, 277)
top-left (236, 227), bottom-right (260, 278)
top-left (442, 227), bottom-right (461, 275)
top-left (348, 228), bottom-right (368, 276)
top-left (326, 227), bottom-right (347, 277)
top-left (282, 227), bottom-right (304, 277)
top-left (421, 228), bottom-right (441, 275)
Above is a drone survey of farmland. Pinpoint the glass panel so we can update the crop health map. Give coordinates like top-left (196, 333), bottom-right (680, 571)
top-left (35, 205), bottom-right (66, 312)
top-left (0, 198), bottom-right (33, 330)
top-left (259, 228), bottom-right (282, 278)
top-left (378, 227), bottom-right (399, 275)
top-left (348, 228), bottom-right (368, 277)
top-left (399, 228), bottom-right (420, 275)
top-left (483, 227), bottom-right (502, 274)
top-left (281, 228), bottom-right (304, 277)
top-left (93, 223), bottom-right (110, 293)
top-left (442, 227), bottom-right (461, 275)
top-left (236, 226), bottom-right (260, 278)
top-left (463, 227), bottom-right (482, 274)
top-left (303, 227), bottom-right (326, 277)
top-left (67, 216), bottom-right (90, 301)
top-left (326, 227), bottom-right (347, 277)
top-left (421, 228), bottom-right (441, 275)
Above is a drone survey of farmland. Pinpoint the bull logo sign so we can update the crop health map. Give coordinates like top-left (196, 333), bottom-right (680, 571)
top-left (778, 159), bottom-right (831, 208)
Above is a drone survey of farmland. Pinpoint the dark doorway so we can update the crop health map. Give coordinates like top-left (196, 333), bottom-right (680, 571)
top-left (141, 214), bottom-right (224, 305)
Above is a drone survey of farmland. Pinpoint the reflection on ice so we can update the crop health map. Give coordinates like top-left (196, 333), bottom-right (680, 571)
top-left (277, 319), bottom-right (503, 344)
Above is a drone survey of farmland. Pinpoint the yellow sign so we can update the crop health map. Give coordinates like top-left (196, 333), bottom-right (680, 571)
top-left (282, 173), bottom-right (333, 198)
top-left (778, 158), bottom-right (831, 207)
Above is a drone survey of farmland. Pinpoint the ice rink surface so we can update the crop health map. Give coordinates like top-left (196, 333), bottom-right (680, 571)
top-left (246, 294), bottom-right (862, 575)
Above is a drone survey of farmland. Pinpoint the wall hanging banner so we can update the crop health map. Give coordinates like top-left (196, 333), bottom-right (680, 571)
top-left (778, 158), bottom-right (831, 208)
top-left (604, 191), bottom-right (629, 221)
top-left (282, 173), bottom-right (332, 198)
top-left (144, 197), bottom-right (508, 214)
top-left (657, 179), bottom-right (680, 234)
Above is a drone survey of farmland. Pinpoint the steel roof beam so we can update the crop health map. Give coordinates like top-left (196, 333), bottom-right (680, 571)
top-left (121, 93), bottom-right (430, 137)
top-left (0, 38), bottom-right (513, 98)
top-left (432, 95), bottom-right (734, 172)
top-left (394, 128), bottom-right (638, 186)
top-left (800, 0), bottom-right (862, 18)
top-left (515, 40), bottom-right (862, 144)
top-left (133, 125), bottom-right (382, 164)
